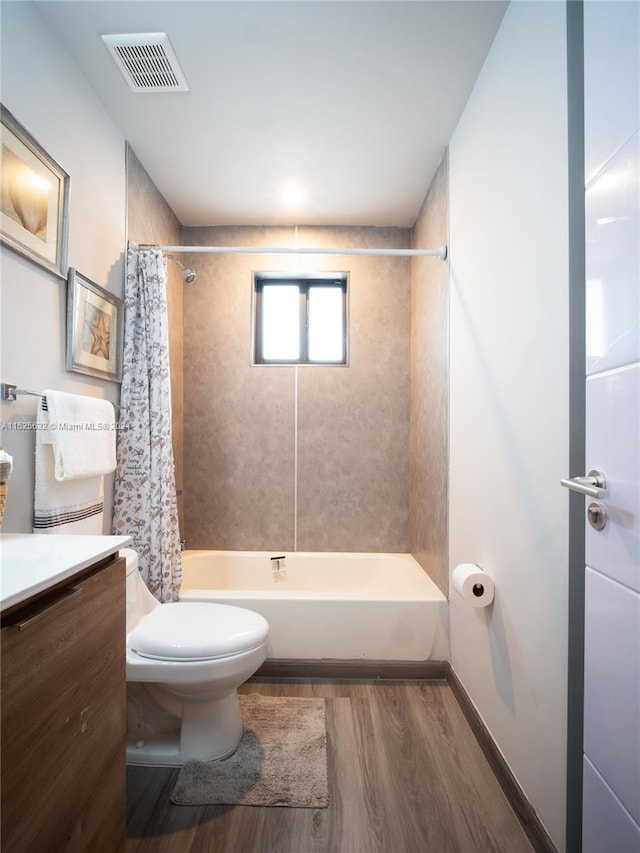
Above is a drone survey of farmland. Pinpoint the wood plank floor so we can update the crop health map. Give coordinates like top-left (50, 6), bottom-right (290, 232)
top-left (126, 679), bottom-right (534, 853)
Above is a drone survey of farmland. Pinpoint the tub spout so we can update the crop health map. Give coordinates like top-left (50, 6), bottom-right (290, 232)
top-left (270, 555), bottom-right (288, 583)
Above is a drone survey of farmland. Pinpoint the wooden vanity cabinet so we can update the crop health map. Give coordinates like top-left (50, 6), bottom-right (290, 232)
top-left (1, 555), bottom-right (126, 853)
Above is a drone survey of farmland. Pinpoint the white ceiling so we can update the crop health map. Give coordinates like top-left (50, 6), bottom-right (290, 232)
top-left (35, 1), bottom-right (508, 228)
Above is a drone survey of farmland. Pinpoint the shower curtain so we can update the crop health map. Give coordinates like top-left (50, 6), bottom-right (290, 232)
top-left (113, 246), bottom-right (182, 602)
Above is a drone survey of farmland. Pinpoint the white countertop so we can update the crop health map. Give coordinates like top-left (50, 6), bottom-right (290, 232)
top-left (0, 533), bottom-right (132, 612)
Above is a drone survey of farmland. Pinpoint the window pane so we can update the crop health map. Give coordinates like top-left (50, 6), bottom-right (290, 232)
top-left (308, 286), bottom-right (344, 362)
top-left (261, 284), bottom-right (300, 360)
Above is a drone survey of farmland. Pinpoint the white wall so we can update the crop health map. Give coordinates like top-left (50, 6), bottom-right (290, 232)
top-left (448, 2), bottom-right (569, 850)
top-left (0, 2), bottom-right (126, 532)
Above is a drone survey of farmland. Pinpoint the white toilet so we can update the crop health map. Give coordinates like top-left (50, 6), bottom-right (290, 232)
top-left (123, 548), bottom-right (269, 766)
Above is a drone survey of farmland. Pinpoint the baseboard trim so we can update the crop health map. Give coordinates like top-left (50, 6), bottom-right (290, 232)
top-left (254, 658), bottom-right (448, 681)
top-left (448, 666), bottom-right (558, 853)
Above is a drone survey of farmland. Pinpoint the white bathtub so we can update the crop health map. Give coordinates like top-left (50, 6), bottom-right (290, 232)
top-left (179, 551), bottom-right (449, 661)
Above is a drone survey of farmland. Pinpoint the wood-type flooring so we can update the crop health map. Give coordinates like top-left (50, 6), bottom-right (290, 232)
top-left (126, 679), bottom-right (535, 853)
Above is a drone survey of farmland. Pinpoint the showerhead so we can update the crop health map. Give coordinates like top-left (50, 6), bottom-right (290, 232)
top-left (167, 254), bottom-right (197, 283)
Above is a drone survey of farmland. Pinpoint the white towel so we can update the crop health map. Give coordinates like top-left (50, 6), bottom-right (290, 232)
top-left (44, 389), bottom-right (116, 481)
top-left (33, 393), bottom-right (116, 534)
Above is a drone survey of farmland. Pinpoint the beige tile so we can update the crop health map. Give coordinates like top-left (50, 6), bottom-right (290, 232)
top-left (183, 226), bottom-right (411, 552)
top-left (126, 145), bottom-right (185, 534)
top-left (410, 151), bottom-right (450, 593)
top-left (183, 227), bottom-right (296, 550)
top-left (297, 240), bottom-right (411, 552)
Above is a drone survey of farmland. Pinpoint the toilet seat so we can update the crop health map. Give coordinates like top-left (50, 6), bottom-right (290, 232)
top-left (129, 602), bottom-right (269, 662)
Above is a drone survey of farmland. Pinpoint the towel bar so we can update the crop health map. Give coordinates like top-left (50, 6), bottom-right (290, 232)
top-left (1, 383), bottom-right (120, 414)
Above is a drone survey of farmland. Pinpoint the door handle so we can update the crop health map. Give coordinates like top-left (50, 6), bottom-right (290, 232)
top-left (560, 469), bottom-right (607, 499)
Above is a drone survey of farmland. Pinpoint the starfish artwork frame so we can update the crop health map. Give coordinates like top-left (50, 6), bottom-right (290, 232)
top-left (66, 268), bottom-right (123, 382)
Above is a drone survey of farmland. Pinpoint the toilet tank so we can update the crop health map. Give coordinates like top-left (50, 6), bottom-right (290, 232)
top-left (121, 548), bottom-right (160, 633)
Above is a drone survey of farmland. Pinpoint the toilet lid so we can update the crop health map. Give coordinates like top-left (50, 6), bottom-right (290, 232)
top-left (128, 602), bottom-right (269, 662)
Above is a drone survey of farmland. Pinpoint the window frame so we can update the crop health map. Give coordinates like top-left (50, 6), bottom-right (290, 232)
top-left (253, 272), bottom-right (348, 366)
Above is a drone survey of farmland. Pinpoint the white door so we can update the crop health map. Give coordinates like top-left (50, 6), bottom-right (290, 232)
top-left (579, 3), bottom-right (639, 850)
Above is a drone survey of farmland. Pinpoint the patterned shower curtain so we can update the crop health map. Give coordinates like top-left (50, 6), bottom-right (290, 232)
top-left (113, 247), bottom-right (182, 602)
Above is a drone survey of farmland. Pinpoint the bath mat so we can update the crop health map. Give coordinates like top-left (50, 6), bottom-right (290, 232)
top-left (171, 694), bottom-right (329, 808)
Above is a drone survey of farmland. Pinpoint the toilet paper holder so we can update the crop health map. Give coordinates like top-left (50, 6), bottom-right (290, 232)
top-left (452, 563), bottom-right (495, 608)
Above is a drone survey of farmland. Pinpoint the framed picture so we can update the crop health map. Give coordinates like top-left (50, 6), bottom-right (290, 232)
top-left (0, 105), bottom-right (70, 279)
top-left (66, 268), bottom-right (123, 382)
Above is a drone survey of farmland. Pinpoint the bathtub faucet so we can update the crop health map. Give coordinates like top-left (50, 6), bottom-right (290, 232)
top-left (270, 555), bottom-right (286, 571)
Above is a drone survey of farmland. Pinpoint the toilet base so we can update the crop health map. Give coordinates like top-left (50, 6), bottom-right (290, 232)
top-left (126, 685), bottom-right (244, 767)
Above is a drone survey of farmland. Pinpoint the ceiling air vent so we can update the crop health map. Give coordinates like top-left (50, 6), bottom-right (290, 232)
top-left (101, 33), bottom-right (189, 93)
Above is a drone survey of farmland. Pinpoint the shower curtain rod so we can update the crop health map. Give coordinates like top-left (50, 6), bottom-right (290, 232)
top-left (135, 243), bottom-right (448, 260)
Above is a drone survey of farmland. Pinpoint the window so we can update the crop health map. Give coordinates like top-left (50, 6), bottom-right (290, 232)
top-left (253, 273), bottom-right (348, 365)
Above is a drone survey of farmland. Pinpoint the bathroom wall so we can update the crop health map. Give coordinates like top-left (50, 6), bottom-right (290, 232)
top-left (182, 225), bottom-right (411, 552)
top-left (0, 2), bottom-right (126, 533)
top-left (448, 2), bottom-right (569, 850)
top-left (410, 152), bottom-right (449, 594)
top-left (126, 145), bottom-right (185, 534)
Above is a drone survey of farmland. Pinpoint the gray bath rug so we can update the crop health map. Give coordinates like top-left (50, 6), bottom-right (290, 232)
top-left (171, 694), bottom-right (329, 808)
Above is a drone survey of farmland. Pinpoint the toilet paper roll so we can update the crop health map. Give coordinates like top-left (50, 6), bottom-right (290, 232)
top-left (452, 563), bottom-right (494, 608)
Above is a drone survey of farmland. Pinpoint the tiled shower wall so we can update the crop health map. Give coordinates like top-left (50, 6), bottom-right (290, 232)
top-left (126, 156), bottom-right (449, 566)
top-left (126, 145), bottom-right (185, 533)
top-left (182, 225), bottom-right (411, 552)
top-left (409, 153), bottom-right (449, 594)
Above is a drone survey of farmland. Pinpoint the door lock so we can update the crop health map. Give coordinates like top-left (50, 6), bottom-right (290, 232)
top-left (587, 501), bottom-right (607, 531)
